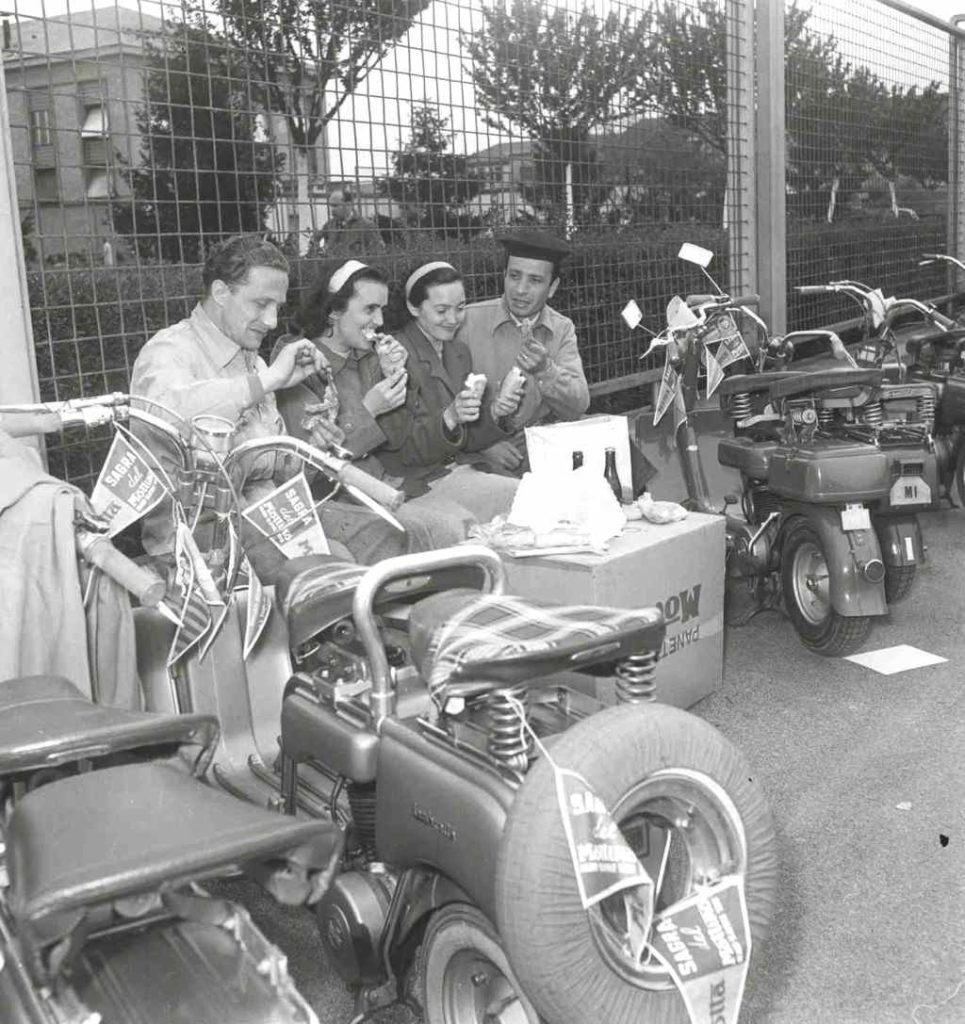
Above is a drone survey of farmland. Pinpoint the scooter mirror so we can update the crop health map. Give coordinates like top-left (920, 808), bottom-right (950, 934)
top-left (666, 295), bottom-right (701, 330)
top-left (678, 242), bottom-right (714, 268)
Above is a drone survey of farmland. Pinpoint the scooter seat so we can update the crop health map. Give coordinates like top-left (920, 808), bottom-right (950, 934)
top-left (717, 371), bottom-right (804, 395)
top-left (770, 367), bottom-right (884, 400)
top-left (0, 675), bottom-right (218, 777)
top-left (7, 761), bottom-right (341, 954)
top-left (276, 554), bottom-right (498, 648)
top-left (407, 589), bottom-right (665, 700)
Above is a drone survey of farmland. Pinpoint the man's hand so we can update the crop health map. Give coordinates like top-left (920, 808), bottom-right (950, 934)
top-left (363, 371), bottom-right (408, 417)
top-left (263, 338), bottom-right (329, 393)
top-left (478, 439), bottom-right (524, 474)
top-left (516, 335), bottom-right (549, 374)
top-left (492, 368), bottom-right (526, 418)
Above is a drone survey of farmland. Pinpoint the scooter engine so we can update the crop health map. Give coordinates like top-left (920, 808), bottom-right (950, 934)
top-left (316, 865), bottom-right (397, 986)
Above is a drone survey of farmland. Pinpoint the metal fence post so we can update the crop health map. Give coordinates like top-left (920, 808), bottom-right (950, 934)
top-left (726, 0), bottom-right (756, 299)
top-left (755, 0), bottom-right (786, 334)
top-left (0, 55), bottom-right (39, 409)
top-left (950, 16), bottom-right (965, 277)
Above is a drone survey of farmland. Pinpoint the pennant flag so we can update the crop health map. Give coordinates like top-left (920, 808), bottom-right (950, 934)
top-left (653, 357), bottom-right (679, 427)
top-left (646, 876), bottom-right (753, 1024)
top-left (90, 434), bottom-right (166, 536)
top-left (175, 521), bottom-right (225, 607)
top-left (703, 344), bottom-right (725, 400)
top-left (554, 764), bottom-right (655, 949)
top-left (243, 472), bottom-right (331, 558)
top-left (243, 560), bottom-right (272, 660)
top-left (672, 383), bottom-right (689, 436)
top-left (706, 313), bottom-right (751, 369)
top-left (199, 596), bottom-right (233, 663)
top-left (167, 529), bottom-right (213, 667)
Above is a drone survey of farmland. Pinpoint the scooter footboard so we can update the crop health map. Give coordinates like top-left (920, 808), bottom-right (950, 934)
top-left (782, 506), bottom-right (888, 617)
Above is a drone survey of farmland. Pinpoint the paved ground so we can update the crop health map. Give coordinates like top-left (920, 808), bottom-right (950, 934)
top-left (235, 433), bottom-right (965, 1023)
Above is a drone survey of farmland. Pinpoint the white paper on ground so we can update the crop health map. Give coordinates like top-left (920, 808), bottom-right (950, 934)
top-left (844, 644), bottom-right (948, 675)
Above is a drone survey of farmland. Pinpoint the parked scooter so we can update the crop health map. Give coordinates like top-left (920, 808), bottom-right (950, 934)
top-left (0, 395), bottom-right (779, 1024)
top-left (650, 244), bottom-right (930, 655)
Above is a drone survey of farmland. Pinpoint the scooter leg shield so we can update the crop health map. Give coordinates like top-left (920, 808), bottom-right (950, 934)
top-left (873, 514), bottom-right (923, 568)
top-left (785, 508), bottom-right (888, 618)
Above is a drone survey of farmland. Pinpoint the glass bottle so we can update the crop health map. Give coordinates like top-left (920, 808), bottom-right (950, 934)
top-left (603, 446), bottom-right (622, 502)
top-left (571, 449), bottom-right (584, 470)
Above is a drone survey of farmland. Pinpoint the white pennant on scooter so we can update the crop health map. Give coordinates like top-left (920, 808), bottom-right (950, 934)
top-left (653, 355), bottom-right (679, 427)
top-left (554, 763), bottom-right (656, 957)
top-left (243, 557), bottom-right (272, 660)
top-left (704, 344), bottom-right (725, 399)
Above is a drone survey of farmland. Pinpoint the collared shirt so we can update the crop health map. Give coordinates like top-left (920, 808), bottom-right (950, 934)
top-left (458, 296), bottom-right (590, 429)
top-left (130, 303), bottom-right (284, 554)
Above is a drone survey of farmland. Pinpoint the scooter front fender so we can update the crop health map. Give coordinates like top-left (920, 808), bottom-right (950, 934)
top-left (873, 514), bottom-right (924, 568)
top-left (781, 505), bottom-right (888, 618)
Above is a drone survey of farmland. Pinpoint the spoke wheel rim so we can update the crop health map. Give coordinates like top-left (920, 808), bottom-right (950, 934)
top-left (790, 539), bottom-right (831, 626)
top-left (586, 768), bottom-right (747, 992)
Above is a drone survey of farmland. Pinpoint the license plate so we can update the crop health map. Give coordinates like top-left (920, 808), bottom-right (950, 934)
top-left (841, 504), bottom-right (871, 531)
top-left (889, 475), bottom-right (931, 507)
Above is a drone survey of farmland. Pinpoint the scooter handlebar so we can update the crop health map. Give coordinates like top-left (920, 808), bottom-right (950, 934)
top-left (796, 285), bottom-right (834, 296)
top-left (729, 293), bottom-right (761, 308)
top-left (325, 456), bottom-right (406, 511)
top-left (75, 529), bottom-right (167, 607)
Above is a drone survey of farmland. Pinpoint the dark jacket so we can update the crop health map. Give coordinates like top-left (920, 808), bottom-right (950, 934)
top-left (377, 320), bottom-right (508, 487)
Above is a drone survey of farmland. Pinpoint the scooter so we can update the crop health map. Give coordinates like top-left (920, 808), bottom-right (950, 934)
top-left (651, 244), bottom-right (930, 656)
top-left (0, 395), bottom-right (779, 1024)
top-left (797, 268), bottom-right (965, 503)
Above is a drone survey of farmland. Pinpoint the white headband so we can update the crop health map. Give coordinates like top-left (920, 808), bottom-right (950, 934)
top-left (405, 261), bottom-right (456, 301)
top-left (328, 259), bottom-right (369, 294)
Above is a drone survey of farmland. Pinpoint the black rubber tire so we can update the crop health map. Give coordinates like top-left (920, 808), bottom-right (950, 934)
top-left (494, 704), bottom-right (778, 1024)
top-left (884, 563), bottom-right (917, 604)
top-left (781, 519), bottom-right (873, 656)
top-left (420, 903), bottom-right (540, 1024)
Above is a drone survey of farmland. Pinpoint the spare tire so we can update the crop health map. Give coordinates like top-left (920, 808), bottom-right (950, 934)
top-left (494, 703), bottom-right (778, 1024)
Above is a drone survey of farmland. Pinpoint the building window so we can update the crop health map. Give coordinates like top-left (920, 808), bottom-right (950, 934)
top-left (85, 168), bottom-right (113, 200)
top-left (80, 105), bottom-right (108, 138)
top-left (30, 108), bottom-right (51, 148)
top-left (34, 168), bottom-right (58, 203)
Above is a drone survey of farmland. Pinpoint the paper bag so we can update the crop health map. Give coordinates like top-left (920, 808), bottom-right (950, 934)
top-left (525, 416), bottom-right (633, 502)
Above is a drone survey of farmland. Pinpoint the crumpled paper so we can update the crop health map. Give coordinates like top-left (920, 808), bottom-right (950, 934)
top-left (506, 467), bottom-right (626, 548)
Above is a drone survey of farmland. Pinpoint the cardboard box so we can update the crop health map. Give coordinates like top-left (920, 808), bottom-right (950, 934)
top-left (500, 513), bottom-right (725, 709)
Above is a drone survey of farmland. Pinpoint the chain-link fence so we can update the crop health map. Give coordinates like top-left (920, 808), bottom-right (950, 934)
top-left (1, 0), bottom-right (960, 486)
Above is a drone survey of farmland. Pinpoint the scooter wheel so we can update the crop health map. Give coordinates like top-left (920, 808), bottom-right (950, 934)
top-left (420, 903), bottom-right (541, 1024)
top-left (781, 519), bottom-right (873, 656)
top-left (494, 703), bottom-right (778, 1024)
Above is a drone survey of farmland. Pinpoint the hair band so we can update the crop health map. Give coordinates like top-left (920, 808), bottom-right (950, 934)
top-left (405, 261), bottom-right (456, 300)
top-left (328, 259), bottom-right (369, 294)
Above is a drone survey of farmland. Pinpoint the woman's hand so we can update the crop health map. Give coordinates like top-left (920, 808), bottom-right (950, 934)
top-left (443, 383), bottom-right (484, 430)
top-left (363, 372), bottom-right (408, 417)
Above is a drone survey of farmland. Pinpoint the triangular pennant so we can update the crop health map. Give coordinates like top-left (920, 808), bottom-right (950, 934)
top-left (653, 356), bottom-right (679, 426)
top-left (175, 521), bottom-right (225, 607)
top-left (704, 344), bottom-right (725, 399)
top-left (554, 764), bottom-right (655, 934)
top-left (90, 434), bottom-right (166, 537)
top-left (243, 560), bottom-right (272, 660)
top-left (646, 876), bottom-right (753, 1024)
top-left (242, 472), bottom-right (331, 558)
top-left (166, 532), bottom-right (213, 667)
top-left (709, 314), bottom-right (752, 369)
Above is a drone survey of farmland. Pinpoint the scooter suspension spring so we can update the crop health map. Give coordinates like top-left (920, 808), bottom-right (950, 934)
top-left (615, 651), bottom-right (659, 703)
top-left (864, 400), bottom-right (883, 426)
top-left (730, 391), bottom-right (751, 421)
top-left (917, 390), bottom-right (936, 429)
top-left (486, 685), bottom-right (533, 769)
top-left (817, 408), bottom-right (834, 428)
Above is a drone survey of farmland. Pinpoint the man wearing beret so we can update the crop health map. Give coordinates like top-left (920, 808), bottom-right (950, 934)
top-left (458, 230), bottom-right (590, 474)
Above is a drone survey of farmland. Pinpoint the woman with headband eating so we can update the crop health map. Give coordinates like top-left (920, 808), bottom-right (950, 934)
top-left (272, 259), bottom-right (505, 562)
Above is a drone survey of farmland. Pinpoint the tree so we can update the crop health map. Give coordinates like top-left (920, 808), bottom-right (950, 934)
top-left (382, 104), bottom-right (482, 232)
top-left (463, 0), bottom-right (653, 222)
top-left (112, 23), bottom-right (285, 262)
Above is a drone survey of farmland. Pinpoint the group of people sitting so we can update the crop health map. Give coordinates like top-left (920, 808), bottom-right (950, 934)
top-left (128, 229), bottom-right (590, 578)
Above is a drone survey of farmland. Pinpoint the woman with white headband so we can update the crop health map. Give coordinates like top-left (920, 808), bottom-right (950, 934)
top-left (272, 259), bottom-right (493, 561)
top-left (374, 260), bottom-right (521, 523)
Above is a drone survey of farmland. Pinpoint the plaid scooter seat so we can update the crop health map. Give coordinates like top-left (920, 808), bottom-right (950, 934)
top-left (408, 589), bottom-right (665, 701)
